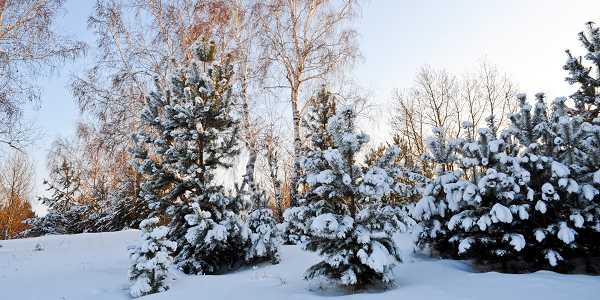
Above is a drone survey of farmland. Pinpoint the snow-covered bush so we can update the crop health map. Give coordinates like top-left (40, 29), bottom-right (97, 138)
top-left (243, 185), bottom-right (281, 264)
top-left (128, 217), bottom-right (176, 298)
top-left (278, 205), bottom-right (316, 244)
top-left (245, 208), bottom-right (281, 264)
top-left (413, 93), bottom-right (600, 273)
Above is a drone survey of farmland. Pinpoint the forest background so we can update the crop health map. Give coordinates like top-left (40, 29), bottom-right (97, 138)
top-left (2, 0), bottom-right (600, 232)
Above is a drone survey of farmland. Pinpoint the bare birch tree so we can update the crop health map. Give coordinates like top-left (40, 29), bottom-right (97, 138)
top-left (256, 0), bottom-right (362, 207)
top-left (390, 61), bottom-right (519, 165)
top-left (227, 0), bottom-right (262, 205)
top-left (390, 65), bottom-right (462, 155)
top-left (0, 0), bottom-right (86, 150)
top-left (473, 59), bottom-right (519, 128)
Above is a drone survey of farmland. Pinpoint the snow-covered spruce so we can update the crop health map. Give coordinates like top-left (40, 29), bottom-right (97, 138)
top-left (128, 217), bottom-right (176, 298)
top-left (412, 125), bottom-right (465, 259)
top-left (278, 205), bottom-right (316, 245)
top-left (301, 105), bottom-right (412, 288)
top-left (129, 38), bottom-right (250, 275)
top-left (363, 134), bottom-right (430, 206)
top-left (304, 205), bottom-right (406, 287)
top-left (510, 94), bottom-right (599, 271)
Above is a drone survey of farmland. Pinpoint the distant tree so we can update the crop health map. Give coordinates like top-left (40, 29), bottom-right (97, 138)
top-left (45, 116), bottom-right (149, 233)
top-left (390, 61), bottom-right (518, 168)
top-left (96, 172), bottom-right (148, 231)
top-left (0, 151), bottom-right (36, 239)
top-left (0, 0), bottom-right (86, 150)
top-left (22, 159), bottom-right (96, 235)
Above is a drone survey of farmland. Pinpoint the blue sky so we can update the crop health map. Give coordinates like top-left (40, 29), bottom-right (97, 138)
top-left (355, 0), bottom-right (600, 100)
top-left (26, 0), bottom-right (600, 213)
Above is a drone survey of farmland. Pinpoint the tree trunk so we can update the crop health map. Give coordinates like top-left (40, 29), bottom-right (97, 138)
top-left (349, 153), bottom-right (356, 219)
top-left (268, 150), bottom-right (283, 222)
top-left (239, 57), bottom-right (259, 207)
top-left (585, 252), bottom-right (596, 274)
top-left (3, 188), bottom-right (16, 240)
top-left (245, 149), bottom-right (258, 207)
top-left (289, 86), bottom-right (301, 208)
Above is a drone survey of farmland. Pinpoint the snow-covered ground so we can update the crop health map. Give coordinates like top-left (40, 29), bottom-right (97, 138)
top-left (1, 230), bottom-right (598, 299)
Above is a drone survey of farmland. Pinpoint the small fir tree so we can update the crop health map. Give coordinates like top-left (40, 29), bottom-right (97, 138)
top-left (301, 105), bottom-right (412, 289)
top-left (412, 126), bottom-right (463, 258)
top-left (128, 217), bottom-right (176, 298)
top-left (95, 173), bottom-right (149, 231)
top-left (363, 135), bottom-right (430, 206)
top-left (244, 185), bottom-right (281, 264)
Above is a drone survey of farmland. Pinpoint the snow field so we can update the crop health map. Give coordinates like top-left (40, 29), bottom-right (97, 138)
top-left (1, 230), bottom-right (599, 299)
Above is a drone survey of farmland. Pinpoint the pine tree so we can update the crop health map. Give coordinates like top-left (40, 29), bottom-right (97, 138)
top-left (128, 217), bottom-right (176, 298)
top-left (130, 38), bottom-right (249, 275)
top-left (68, 178), bottom-right (105, 233)
top-left (575, 124), bottom-right (600, 273)
top-left (302, 87), bottom-right (337, 155)
top-left (412, 126), bottom-right (463, 258)
top-left (562, 21), bottom-right (600, 272)
top-left (505, 94), bottom-right (581, 271)
top-left (301, 105), bottom-right (411, 289)
top-left (524, 96), bottom-right (600, 272)
top-left (364, 135), bottom-right (430, 206)
top-left (280, 88), bottom-right (338, 244)
top-left (22, 159), bottom-right (89, 235)
top-left (453, 115), bottom-right (529, 271)
top-left (564, 21), bottom-right (600, 121)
